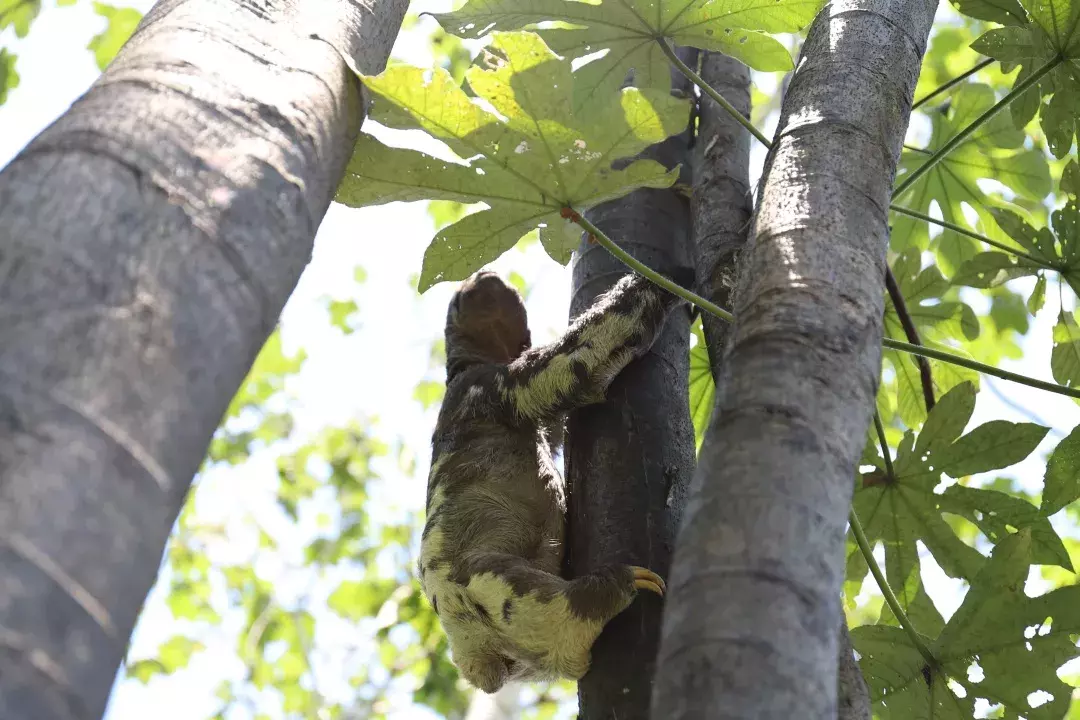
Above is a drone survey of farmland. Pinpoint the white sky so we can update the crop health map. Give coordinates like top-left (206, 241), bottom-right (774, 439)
top-left (2, 2), bottom-right (1079, 719)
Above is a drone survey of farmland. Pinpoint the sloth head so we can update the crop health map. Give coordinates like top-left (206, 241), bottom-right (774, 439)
top-left (445, 271), bottom-right (532, 379)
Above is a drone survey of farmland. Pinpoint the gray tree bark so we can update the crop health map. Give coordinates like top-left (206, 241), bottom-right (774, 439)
top-left (564, 49), bottom-right (697, 720)
top-left (688, 52), bottom-right (753, 378)
top-left (653, 0), bottom-right (937, 716)
top-left (0, 1), bottom-right (407, 717)
top-left (686, 50), bottom-right (870, 720)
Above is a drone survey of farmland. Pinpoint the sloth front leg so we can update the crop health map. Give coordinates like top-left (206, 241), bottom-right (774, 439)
top-left (454, 553), bottom-right (664, 682)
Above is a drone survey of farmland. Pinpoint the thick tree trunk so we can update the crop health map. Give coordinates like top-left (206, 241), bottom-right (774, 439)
top-left (687, 50), bottom-right (871, 720)
top-left (0, 1), bottom-right (407, 716)
top-left (564, 49), bottom-right (697, 720)
top-left (653, 0), bottom-right (936, 717)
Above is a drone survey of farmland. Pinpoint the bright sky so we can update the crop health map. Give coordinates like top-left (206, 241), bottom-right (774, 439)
top-left (3, 2), bottom-right (1079, 719)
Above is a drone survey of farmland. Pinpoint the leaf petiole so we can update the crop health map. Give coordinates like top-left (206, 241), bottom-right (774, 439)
top-left (656, 38), bottom-right (773, 149)
top-left (848, 508), bottom-right (940, 672)
top-left (892, 55), bottom-right (1062, 201)
top-left (575, 211), bottom-right (1080, 402)
top-left (887, 205), bottom-right (1058, 269)
top-left (572, 211), bottom-right (735, 322)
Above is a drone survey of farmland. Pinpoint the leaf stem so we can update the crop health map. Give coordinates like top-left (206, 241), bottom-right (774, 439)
top-left (572, 227), bottom-right (1080, 401)
top-left (848, 508), bottom-right (938, 670)
top-left (656, 38), bottom-right (773, 149)
top-left (572, 212), bottom-right (735, 323)
top-left (912, 58), bottom-right (995, 110)
top-left (882, 336), bottom-right (1080, 399)
top-left (884, 268), bottom-right (935, 412)
top-left (887, 205), bottom-right (1057, 269)
top-left (873, 411), bottom-right (896, 479)
top-left (892, 55), bottom-right (1061, 201)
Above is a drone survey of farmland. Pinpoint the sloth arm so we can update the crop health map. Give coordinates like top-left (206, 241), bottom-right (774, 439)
top-left (501, 273), bottom-right (684, 422)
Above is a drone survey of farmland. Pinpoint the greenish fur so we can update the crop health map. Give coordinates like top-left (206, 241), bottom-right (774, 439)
top-left (419, 271), bottom-right (684, 693)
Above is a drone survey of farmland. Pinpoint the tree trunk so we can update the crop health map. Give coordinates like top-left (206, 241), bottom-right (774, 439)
top-left (689, 52), bottom-right (753, 376)
top-left (0, 1), bottom-right (407, 716)
top-left (564, 48), bottom-right (697, 720)
top-left (653, 0), bottom-right (936, 716)
top-left (686, 50), bottom-right (871, 720)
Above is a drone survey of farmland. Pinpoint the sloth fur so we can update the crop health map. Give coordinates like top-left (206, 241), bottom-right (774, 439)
top-left (418, 270), bottom-right (683, 693)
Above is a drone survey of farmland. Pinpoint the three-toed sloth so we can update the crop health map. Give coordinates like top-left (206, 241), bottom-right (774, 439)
top-left (418, 270), bottom-right (684, 693)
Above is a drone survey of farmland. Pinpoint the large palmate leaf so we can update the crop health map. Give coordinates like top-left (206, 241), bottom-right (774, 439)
top-left (853, 383), bottom-right (1060, 604)
top-left (970, 0), bottom-right (1080, 157)
top-left (336, 32), bottom-right (690, 291)
top-left (891, 84), bottom-right (1051, 273)
top-left (433, 0), bottom-right (821, 110)
top-left (855, 530), bottom-right (1080, 720)
top-left (884, 247), bottom-right (980, 428)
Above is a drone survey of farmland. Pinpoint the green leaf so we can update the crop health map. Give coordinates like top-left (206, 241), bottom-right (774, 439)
top-left (337, 33), bottom-right (690, 290)
top-left (327, 299), bottom-right (359, 334)
top-left (1042, 90), bottom-right (1079, 157)
top-left (88, 3), bottom-right (142, 71)
top-left (0, 48), bottom-right (17, 105)
top-left (854, 625), bottom-right (970, 719)
top-left (0, 0), bottom-right (40, 37)
top-left (1043, 423), bottom-right (1080, 515)
top-left (226, 330), bottom-right (305, 419)
top-left (157, 635), bottom-right (206, 673)
top-left (971, 0), bottom-right (1080, 150)
top-left (856, 383), bottom-right (1049, 586)
top-left (428, 199), bottom-right (470, 229)
top-left (1063, 159), bottom-right (1080, 196)
top-left (688, 319), bottom-right (714, 450)
top-left (858, 530), bottom-right (1080, 719)
top-left (951, 251), bottom-right (1035, 288)
top-left (1028, 273), bottom-right (1048, 314)
top-left (413, 379), bottom-right (445, 410)
top-left (913, 382), bottom-right (976, 458)
top-left (1052, 309), bottom-right (1080, 389)
top-left (932, 530), bottom-right (1080, 719)
top-left (433, 0), bottom-right (819, 107)
top-left (951, 0), bottom-right (1027, 23)
top-left (935, 420), bottom-right (1048, 477)
top-left (937, 484), bottom-right (1072, 570)
top-left (971, 26), bottom-right (1037, 60)
top-left (327, 579), bottom-right (399, 621)
top-left (891, 84), bottom-right (1050, 270)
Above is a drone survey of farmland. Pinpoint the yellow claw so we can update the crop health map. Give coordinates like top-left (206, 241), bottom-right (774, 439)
top-left (630, 566), bottom-right (667, 597)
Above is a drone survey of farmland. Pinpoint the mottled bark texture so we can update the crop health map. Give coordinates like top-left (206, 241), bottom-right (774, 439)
top-left (564, 49), bottom-right (697, 720)
top-left (685, 52), bottom-right (870, 720)
top-left (653, 0), bottom-right (936, 717)
top-left (688, 52), bottom-right (753, 377)
top-left (837, 622), bottom-right (871, 720)
top-left (0, 0), bottom-right (407, 717)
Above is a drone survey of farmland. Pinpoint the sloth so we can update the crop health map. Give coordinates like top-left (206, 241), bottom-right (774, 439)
top-left (418, 269), bottom-right (685, 693)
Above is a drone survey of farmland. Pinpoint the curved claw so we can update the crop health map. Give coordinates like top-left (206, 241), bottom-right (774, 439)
top-left (629, 565), bottom-right (667, 597)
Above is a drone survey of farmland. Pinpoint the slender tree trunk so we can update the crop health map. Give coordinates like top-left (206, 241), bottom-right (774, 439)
top-left (688, 52), bottom-right (753, 376)
top-left (564, 49), bottom-right (697, 720)
top-left (0, 1), bottom-right (407, 716)
top-left (653, 0), bottom-right (936, 716)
